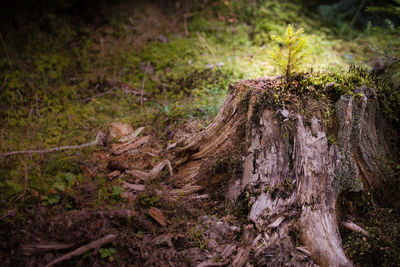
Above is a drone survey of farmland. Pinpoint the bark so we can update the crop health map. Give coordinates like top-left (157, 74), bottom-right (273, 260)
top-left (173, 77), bottom-right (398, 266)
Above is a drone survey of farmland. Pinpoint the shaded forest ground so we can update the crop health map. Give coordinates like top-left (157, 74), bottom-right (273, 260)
top-left (0, 0), bottom-right (399, 266)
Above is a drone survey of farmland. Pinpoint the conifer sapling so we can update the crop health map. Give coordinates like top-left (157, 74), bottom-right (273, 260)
top-left (269, 24), bottom-right (308, 83)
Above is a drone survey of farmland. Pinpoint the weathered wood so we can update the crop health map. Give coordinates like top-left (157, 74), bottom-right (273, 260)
top-left (342, 220), bottom-right (369, 236)
top-left (123, 182), bottom-right (145, 191)
top-left (174, 78), bottom-right (397, 266)
top-left (126, 159), bottom-right (173, 181)
top-left (148, 207), bottom-right (169, 226)
top-left (21, 242), bottom-right (75, 256)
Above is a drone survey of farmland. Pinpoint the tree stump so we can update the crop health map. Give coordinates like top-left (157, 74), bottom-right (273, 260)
top-left (173, 76), bottom-right (398, 266)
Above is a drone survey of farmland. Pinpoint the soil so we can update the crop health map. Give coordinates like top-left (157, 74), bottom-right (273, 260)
top-left (0, 117), bottom-right (256, 267)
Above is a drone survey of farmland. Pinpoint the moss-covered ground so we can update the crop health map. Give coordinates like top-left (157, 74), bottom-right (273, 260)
top-left (0, 0), bottom-right (399, 265)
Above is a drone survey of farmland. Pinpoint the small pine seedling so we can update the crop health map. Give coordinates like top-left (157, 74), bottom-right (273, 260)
top-left (269, 24), bottom-right (308, 83)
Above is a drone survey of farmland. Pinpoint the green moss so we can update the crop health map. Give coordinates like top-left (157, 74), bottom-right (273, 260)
top-left (136, 193), bottom-right (160, 208)
top-left (0, 1), bottom-right (396, 215)
top-left (235, 191), bottom-right (252, 219)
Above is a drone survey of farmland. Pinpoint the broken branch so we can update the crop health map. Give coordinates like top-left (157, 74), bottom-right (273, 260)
top-left (342, 220), bottom-right (369, 236)
top-left (44, 233), bottom-right (117, 267)
top-left (0, 131), bottom-right (106, 158)
top-left (126, 159), bottom-right (173, 181)
top-left (21, 242), bottom-right (76, 256)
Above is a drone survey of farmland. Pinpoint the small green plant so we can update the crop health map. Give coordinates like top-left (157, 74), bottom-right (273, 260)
top-left (328, 135), bottom-right (337, 145)
top-left (137, 193), bottom-right (160, 208)
top-left (41, 194), bottom-right (61, 206)
top-left (112, 185), bottom-right (124, 199)
top-left (188, 226), bottom-right (208, 251)
top-left (99, 247), bottom-right (117, 262)
top-left (269, 24), bottom-right (308, 83)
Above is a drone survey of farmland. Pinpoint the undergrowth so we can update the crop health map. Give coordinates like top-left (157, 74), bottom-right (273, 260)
top-left (341, 190), bottom-right (400, 266)
top-left (0, 1), bottom-right (399, 266)
top-left (0, 0), bottom-right (392, 234)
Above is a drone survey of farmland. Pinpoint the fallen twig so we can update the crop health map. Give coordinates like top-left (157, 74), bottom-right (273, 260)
top-left (148, 207), bottom-right (169, 226)
top-left (148, 161), bottom-right (168, 180)
top-left (112, 135), bottom-right (150, 155)
top-left (165, 160), bottom-right (174, 176)
top-left (126, 169), bottom-right (149, 181)
top-left (295, 246), bottom-right (311, 257)
top-left (126, 159), bottom-right (173, 181)
top-left (123, 182), bottom-right (145, 191)
top-left (188, 194), bottom-right (209, 200)
top-left (0, 131), bottom-right (106, 158)
top-left (44, 233), bottom-right (117, 267)
top-left (21, 242), bottom-right (76, 256)
top-left (342, 220), bottom-right (369, 236)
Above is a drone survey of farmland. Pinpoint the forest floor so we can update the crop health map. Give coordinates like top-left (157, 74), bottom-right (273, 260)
top-left (0, 0), bottom-right (399, 266)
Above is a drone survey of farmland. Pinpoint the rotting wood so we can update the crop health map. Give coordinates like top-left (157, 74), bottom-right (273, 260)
top-left (148, 161), bottom-right (167, 180)
top-left (174, 79), bottom-right (397, 267)
top-left (123, 182), bottom-right (145, 191)
top-left (126, 169), bottom-right (149, 180)
top-left (188, 194), bottom-right (209, 200)
top-left (126, 159), bottom-right (173, 182)
top-left (342, 220), bottom-right (369, 236)
top-left (107, 170), bottom-right (121, 179)
top-left (112, 135), bottom-right (150, 155)
top-left (232, 247), bottom-right (251, 267)
top-left (21, 242), bottom-right (76, 256)
top-left (44, 233), bottom-right (117, 267)
top-left (295, 246), bottom-right (311, 257)
top-left (118, 126), bottom-right (145, 143)
top-left (148, 207), bottom-right (169, 226)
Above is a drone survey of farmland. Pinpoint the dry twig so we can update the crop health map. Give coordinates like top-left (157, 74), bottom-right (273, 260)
top-left (0, 131), bottom-right (106, 158)
top-left (342, 220), bottom-right (369, 236)
top-left (44, 233), bottom-right (118, 267)
top-left (21, 242), bottom-right (76, 256)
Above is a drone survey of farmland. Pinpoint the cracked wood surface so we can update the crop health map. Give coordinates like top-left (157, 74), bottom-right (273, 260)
top-left (174, 79), bottom-right (397, 267)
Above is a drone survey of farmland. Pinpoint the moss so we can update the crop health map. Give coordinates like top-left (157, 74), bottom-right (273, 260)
top-left (328, 135), bottom-right (337, 145)
top-left (235, 190), bottom-right (253, 220)
top-left (136, 193), bottom-right (160, 208)
top-left (0, 0), bottom-right (397, 223)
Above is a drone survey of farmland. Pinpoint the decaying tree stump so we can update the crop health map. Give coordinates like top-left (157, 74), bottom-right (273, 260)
top-left (173, 76), bottom-right (398, 266)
